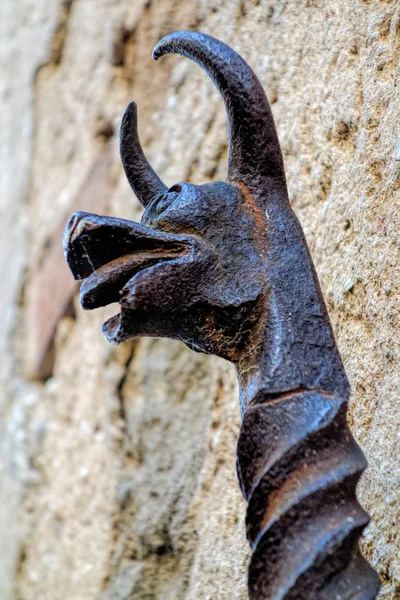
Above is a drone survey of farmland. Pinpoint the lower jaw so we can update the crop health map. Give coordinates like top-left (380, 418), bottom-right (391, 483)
top-left (79, 251), bottom-right (186, 310)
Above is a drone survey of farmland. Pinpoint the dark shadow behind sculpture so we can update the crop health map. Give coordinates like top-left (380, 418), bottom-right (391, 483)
top-left (63, 31), bottom-right (380, 600)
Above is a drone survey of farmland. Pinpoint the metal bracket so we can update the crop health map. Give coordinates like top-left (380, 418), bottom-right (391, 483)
top-left (64, 31), bottom-right (380, 599)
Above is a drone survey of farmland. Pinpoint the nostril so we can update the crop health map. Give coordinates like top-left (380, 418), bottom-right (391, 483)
top-left (65, 211), bottom-right (88, 234)
top-left (63, 211), bottom-right (95, 247)
top-left (168, 184), bottom-right (182, 194)
top-left (66, 213), bottom-right (78, 230)
top-left (64, 212), bottom-right (82, 241)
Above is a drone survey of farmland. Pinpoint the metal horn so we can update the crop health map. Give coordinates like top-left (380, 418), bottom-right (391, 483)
top-left (153, 31), bottom-right (288, 205)
top-left (119, 101), bottom-right (168, 207)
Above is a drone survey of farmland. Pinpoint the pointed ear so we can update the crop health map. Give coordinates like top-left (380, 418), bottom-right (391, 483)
top-left (119, 102), bottom-right (168, 207)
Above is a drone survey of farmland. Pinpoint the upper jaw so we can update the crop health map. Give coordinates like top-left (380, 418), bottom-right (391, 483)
top-left (63, 211), bottom-right (192, 309)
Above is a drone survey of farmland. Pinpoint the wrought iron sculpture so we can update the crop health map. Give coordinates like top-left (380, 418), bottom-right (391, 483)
top-left (64, 31), bottom-right (380, 599)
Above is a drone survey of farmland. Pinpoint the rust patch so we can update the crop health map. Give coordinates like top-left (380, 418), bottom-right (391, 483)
top-left (234, 180), bottom-right (266, 230)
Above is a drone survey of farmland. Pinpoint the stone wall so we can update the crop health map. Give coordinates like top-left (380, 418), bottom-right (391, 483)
top-left (1, 1), bottom-right (399, 599)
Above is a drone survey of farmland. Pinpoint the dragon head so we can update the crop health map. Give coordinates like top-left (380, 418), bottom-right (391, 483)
top-left (64, 31), bottom-right (288, 363)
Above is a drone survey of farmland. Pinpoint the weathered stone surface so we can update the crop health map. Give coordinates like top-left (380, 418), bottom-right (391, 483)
top-left (25, 149), bottom-right (113, 379)
top-left (0, 1), bottom-right (399, 599)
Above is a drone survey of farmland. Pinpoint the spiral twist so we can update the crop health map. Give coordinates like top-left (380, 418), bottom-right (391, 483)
top-left (237, 391), bottom-right (381, 599)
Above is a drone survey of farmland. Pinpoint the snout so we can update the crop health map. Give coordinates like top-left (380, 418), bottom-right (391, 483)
top-left (63, 211), bottom-right (192, 309)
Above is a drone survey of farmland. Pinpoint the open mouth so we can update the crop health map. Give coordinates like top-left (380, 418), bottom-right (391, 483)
top-left (63, 211), bottom-right (191, 339)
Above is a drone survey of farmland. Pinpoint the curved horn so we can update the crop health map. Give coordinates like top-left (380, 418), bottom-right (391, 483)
top-left (153, 31), bottom-right (288, 204)
top-left (119, 101), bottom-right (168, 207)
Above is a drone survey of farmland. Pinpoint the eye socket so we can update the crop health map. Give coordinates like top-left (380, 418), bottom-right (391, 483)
top-left (147, 184), bottom-right (182, 218)
top-left (168, 184), bottom-right (182, 194)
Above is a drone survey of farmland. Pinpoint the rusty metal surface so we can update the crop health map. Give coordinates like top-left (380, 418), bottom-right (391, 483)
top-left (63, 31), bottom-right (380, 599)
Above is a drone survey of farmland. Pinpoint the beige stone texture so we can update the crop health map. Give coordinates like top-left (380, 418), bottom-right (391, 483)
top-left (0, 1), bottom-right (399, 599)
